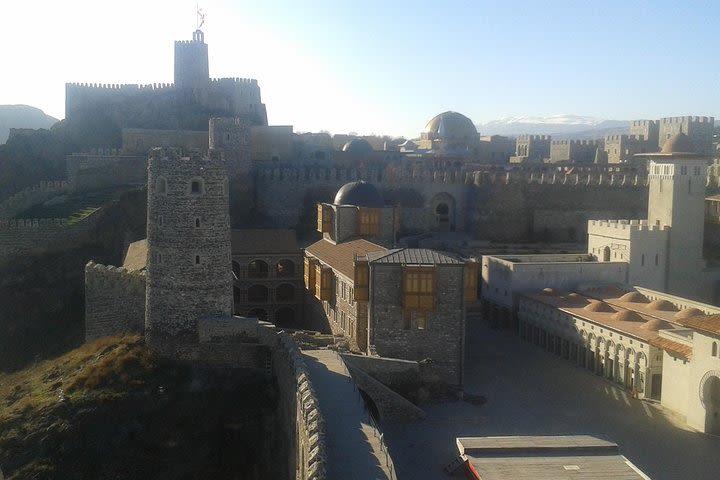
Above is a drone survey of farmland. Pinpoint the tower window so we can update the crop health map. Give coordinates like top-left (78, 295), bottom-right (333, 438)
top-left (195, 255), bottom-right (201, 265)
top-left (226, 133), bottom-right (230, 141)
top-left (157, 177), bottom-right (167, 195)
top-left (157, 253), bottom-right (163, 264)
top-left (158, 215), bottom-right (163, 226)
top-left (641, 254), bottom-right (645, 266)
top-left (195, 217), bottom-right (201, 228)
top-left (713, 342), bottom-right (718, 357)
top-left (189, 177), bottom-right (204, 195)
top-left (655, 254), bottom-right (659, 266)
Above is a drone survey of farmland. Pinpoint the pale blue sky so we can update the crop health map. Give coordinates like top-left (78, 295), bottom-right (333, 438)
top-left (2, 0), bottom-right (718, 138)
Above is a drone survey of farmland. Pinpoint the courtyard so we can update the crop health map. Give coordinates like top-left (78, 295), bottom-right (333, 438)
top-left (383, 318), bottom-right (720, 479)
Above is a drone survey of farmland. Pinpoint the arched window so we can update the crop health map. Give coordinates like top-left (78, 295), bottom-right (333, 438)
top-left (276, 283), bottom-right (295, 302)
top-left (248, 260), bottom-right (268, 278)
top-left (276, 259), bottom-right (295, 278)
top-left (248, 285), bottom-right (269, 302)
top-left (713, 342), bottom-right (718, 357)
top-left (603, 246), bottom-right (610, 262)
top-left (156, 176), bottom-right (167, 195)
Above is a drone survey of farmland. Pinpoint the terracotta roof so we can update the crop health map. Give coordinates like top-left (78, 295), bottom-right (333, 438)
top-left (305, 238), bottom-right (386, 279)
top-left (122, 239), bottom-right (147, 271)
top-left (649, 337), bottom-right (693, 360)
top-left (231, 229), bottom-right (298, 255)
top-left (675, 314), bottom-right (720, 337)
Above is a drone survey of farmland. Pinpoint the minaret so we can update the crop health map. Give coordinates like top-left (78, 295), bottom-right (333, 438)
top-left (145, 147), bottom-right (232, 349)
top-left (641, 132), bottom-right (707, 296)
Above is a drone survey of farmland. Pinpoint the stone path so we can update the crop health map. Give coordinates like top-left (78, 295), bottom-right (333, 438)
top-left (302, 349), bottom-right (394, 480)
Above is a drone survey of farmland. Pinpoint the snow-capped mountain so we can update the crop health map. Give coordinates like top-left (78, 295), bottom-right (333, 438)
top-left (477, 115), bottom-right (630, 138)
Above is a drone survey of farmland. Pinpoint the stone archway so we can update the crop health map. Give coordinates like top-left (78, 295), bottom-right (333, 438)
top-left (430, 192), bottom-right (456, 232)
top-left (700, 371), bottom-right (720, 434)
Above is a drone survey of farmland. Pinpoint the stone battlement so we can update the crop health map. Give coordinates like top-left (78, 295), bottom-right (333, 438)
top-left (632, 120), bottom-right (657, 126)
top-left (588, 219), bottom-right (668, 232)
top-left (0, 181), bottom-right (69, 218)
top-left (209, 77), bottom-right (259, 85)
top-left (85, 261), bottom-right (146, 287)
top-left (0, 217), bottom-right (70, 229)
top-left (66, 82), bottom-right (175, 91)
top-left (517, 134), bottom-right (551, 141)
top-left (660, 116), bottom-right (714, 124)
top-left (551, 139), bottom-right (601, 146)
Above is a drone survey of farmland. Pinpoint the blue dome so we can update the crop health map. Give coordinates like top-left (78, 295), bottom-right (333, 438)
top-left (333, 181), bottom-right (384, 207)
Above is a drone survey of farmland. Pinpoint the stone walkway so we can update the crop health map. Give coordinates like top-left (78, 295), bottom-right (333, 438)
top-left (302, 349), bottom-right (394, 480)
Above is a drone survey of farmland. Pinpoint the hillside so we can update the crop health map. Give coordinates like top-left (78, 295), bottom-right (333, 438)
top-left (0, 105), bottom-right (58, 144)
top-left (0, 336), bottom-right (276, 479)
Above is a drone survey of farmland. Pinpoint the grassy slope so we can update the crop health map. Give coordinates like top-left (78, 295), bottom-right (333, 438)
top-left (0, 336), bottom-right (275, 480)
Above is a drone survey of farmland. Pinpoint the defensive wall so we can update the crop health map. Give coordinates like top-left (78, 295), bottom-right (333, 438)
top-left (66, 152), bottom-right (146, 192)
top-left (121, 128), bottom-right (209, 155)
top-left (84, 261), bottom-right (146, 341)
top-left (65, 78), bottom-right (267, 130)
top-left (0, 213), bottom-right (102, 267)
top-left (0, 180), bottom-right (68, 218)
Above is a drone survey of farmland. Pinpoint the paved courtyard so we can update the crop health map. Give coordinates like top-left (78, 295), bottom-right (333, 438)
top-left (383, 318), bottom-right (720, 480)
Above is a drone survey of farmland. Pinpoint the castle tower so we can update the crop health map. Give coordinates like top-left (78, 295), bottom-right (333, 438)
top-left (174, 30), bottom-right (209, 90)
top-left (145, 147), bottom-right (232, 348)
top-left (642, 132), bottom-right (707, 296)
top-left (209, 117), bottom-right (254, 226)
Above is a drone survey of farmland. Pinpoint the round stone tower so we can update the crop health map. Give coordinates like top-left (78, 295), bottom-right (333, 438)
top-left (145, 147), bottom-right (232, 348)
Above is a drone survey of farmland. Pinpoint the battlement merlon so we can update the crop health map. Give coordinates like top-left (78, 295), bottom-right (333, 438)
top-left (660, 116), bottom-right (714, 124)
top-left (588, 219), bottom-right (671, 238)
top-left (85, 261), bottom-right (146, 287)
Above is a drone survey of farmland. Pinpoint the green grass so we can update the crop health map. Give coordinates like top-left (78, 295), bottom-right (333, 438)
top-left (13, 186), bottom-right (138, 223)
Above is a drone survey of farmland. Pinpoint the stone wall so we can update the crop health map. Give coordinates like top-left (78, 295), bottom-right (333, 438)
top-left (0, 181), bottom-right (68, 218)
top-left (0, 214), bottom-right (101, 267)
top-left (84, 261), bottom-right (146, 341)
top-left (66, 153), bottom-right (147, 192)
top-left (369, 263), bottom-right (465, 387)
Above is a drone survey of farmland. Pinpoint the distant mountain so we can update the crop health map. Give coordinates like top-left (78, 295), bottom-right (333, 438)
top-left (477, 115), bottom-right (630, 138)
top-left (0, 105), bottom-right (59, 144)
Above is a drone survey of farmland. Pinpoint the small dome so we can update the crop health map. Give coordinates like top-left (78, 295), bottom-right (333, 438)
top-left (424, 111), bottom-right (478, 140)
top-left (542, 287), bottom-right (556, 295)
top-left (619, 291), bottom-right (649, 303)
top-left (675, 307), bottom-right (704, 319)
top-left (660, 133), bottom-right (697, 155)
top-left (611, 310), bottom-right (644, 322)
top-left (342, 138), bottom-right (374, 158)
top-left (584, 301), bottom-right (615, 313)
top-left (640, 318), bottom-right (672, 331)
top-left (333, 181), bottom-right (384, 207)
top-left (647, 299), bottom-right (678, 312)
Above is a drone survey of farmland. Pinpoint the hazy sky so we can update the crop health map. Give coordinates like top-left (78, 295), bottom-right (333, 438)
top-left (2, 0), bottom-right (718, 138)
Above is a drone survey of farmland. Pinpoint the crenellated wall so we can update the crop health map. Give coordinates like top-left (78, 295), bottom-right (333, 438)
top-left (66, 153), bottom-right (147, 192)
top-left (0, 181), bottom-right (68, 218)
top-left (84, 261), bottom-right (146, 341)
top-left (0, 213), bottom-right (101, 266)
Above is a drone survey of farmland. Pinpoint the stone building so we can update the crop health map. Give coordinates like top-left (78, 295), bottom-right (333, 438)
top-left (658, 116), bottom-right (714, 156)
top-left (515, 284), bottom-right (720, 434)
top-left (231, 229), bottom-right (302, 327)
top-left (603, 134), bottom-right (653, 164)
top-left (630, 119), bottom-right (659, 148)
top-left (510, 135), bottom-right (551, 164)
top-left (549, 139), bottom-right (603, 164)
top-left (589, 132), bottom-right (716, 299)
top-left (144, 147), bottom-right (233, 347)
top-left (477, 135), bottom-right (515, 164)
top-left (415, 111), bottom-right (480, 155)
top-left (66, 29), bottom-right (268, 132)
top-left (305, 181), bottom-right (477, 387)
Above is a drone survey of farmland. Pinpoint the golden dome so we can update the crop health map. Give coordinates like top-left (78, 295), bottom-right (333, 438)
top-left (424, 111), bottom-right (478, 140)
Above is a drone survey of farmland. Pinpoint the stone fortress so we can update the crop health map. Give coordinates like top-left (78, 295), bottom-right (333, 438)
top-left (1, 25), bottom-right (720, 477)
